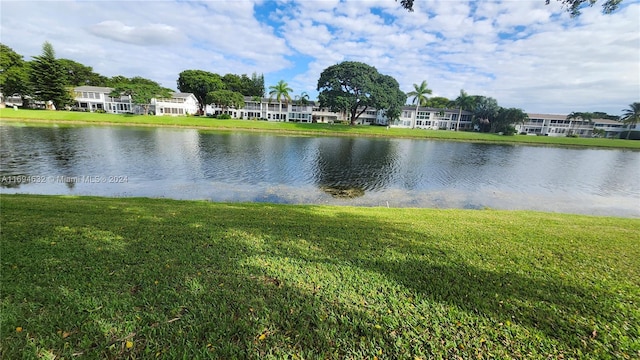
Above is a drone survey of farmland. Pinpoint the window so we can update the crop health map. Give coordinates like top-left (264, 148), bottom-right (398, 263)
top-left (416, 111), bottom-right (430, 120)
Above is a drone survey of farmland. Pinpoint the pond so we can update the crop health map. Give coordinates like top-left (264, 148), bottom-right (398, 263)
top-left (1, 124), bottom-right (639, 217)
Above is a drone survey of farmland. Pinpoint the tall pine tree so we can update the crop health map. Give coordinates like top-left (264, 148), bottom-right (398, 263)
top-left (30, 42), bottom-right (72, 109)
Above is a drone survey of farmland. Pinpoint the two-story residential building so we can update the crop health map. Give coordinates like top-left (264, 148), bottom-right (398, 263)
top-left (74, 86), bottom-right (133, 113)
top-left (518, 113), bottom-right (595, 137)
top-left (592, 119), bottom-right (628, 138)
top-left (151, 93), bottom-right (198, 116)
top-left (377, 106), bottom-right (473, 130)
top-left (207, 97), bottom-right (314, 122)
top-left (73, 86), bottom-right (197, 116)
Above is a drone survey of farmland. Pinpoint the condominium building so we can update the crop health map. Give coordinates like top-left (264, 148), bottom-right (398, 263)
top-left (206, 97), bottom-right (314, 122)
top-left (516, 113), bottom-right (638, 138)
top-left (73, 86), bottom-right (198, 116)
top-left (67, 88), bottom-right (637, 137)
top-left (380, 106), bottom-right (473, 130)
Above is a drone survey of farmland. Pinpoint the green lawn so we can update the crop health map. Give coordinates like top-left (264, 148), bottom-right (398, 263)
top-left (2, 195), bottom-right (639, 359)
top-left (2, 108), bottom-right (639, 149)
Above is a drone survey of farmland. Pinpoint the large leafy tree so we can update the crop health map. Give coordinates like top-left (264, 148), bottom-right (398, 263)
top-left (245, 72), bottom-right (265, 98)
top-left (58, 59), bottom-right (107, 86)
top-left (473, 96), bottom-right (500, 132)
top-left (268, 80), bottom-right (293, 121)
top-left (0, 43), bottom-right (31, 104)
top-left (397, 0), bottom-right (623, 16)
top-left (452, 89), bottom-right (475, 131)
top-left (222, 74), bottom-right (243, 94)
top-left (317, 61), bottom-right (405, 125)
top-left (30, 41), bottom-right (73, 109)
top-left (110, 77), bottom-right (172, 115)
top-left (620, 102), bottom-right (640, 140)
top-left (374, 74), bottom-right (407, 123)
top-left (492, 108), bottom-right (529, 134)
top-left (177, 70), bottom-right (225, 115)
top-left (406, 80), bottom-right (432, 128)
top-left (423, 96), bottom-right (451, 109)
top-left (207, 89), bottom-right (245, 114)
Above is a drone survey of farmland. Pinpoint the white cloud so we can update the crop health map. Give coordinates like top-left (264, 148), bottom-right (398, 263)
top-left (88, 21), bottom-right (184, 46)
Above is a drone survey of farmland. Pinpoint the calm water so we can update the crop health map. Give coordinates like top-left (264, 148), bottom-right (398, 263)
top-left (1, 124), bottom-right (639, 217)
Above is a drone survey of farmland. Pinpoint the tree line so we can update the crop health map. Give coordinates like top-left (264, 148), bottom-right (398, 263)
top-left (0, 42), bottom-right (265, 114)
top-left (3, 42), bottom-right (636, 135)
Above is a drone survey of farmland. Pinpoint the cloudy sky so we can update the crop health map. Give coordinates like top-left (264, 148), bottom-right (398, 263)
top-left (1, 0), bottom-right (638, 115)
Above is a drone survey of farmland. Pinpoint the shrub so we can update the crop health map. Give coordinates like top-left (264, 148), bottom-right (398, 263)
top-left (95, 109), bottom-right (106, 114)
top-left (217, 114), bottom-right (232, 119)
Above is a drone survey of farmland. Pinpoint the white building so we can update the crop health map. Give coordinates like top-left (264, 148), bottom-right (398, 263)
top-left (518, 113), bottom-right (603, 137)
top-left (73, 86), bottom-right (197, 116)
top-left (151, 93), bottom-right (198, 116)
top-left (378, 106), bottom-right (473, 130)
top-left (74, 86), bottom-right (133, 114)
top-left (592, 119), bottom-right (628, 138)
top-left (207, 97), bottom-right (315, 122)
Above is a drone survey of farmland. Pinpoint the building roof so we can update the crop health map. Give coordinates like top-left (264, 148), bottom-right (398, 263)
top-left (526, 113), bottom-right (567, 120)
top-left (74, 86), bottom-right (114, 93)
top-left (404, 105), bottom-right (472, 114)
top-left (592, 118), bottom-right (623, 125)
top-left (172, 92), bottom-right (196, 98)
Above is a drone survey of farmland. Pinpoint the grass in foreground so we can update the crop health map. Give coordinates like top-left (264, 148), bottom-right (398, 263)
top-left (1, 195), bottom-right (639, 359)
top-left (2, 108), bottom-right (639, 150)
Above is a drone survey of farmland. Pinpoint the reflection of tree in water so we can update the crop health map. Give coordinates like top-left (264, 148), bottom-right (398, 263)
top-left (315, 137), bottom-right (398, 197)
top-left (46, 127), bottom-right (80, 189)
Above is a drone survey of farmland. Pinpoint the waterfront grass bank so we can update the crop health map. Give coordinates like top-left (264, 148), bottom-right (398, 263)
top-left (2, 109), bottom-right (639, 149)
top-left (2, 194), bottom-right (639, 358)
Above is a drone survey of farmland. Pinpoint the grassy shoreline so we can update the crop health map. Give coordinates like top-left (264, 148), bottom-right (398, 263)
top-left (2, 108), bottom-right (639, 149)
top-left (2, 194), bottom-right (639, 358)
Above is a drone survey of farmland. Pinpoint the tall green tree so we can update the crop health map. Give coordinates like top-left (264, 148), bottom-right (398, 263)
top-left (373, 74), bottom-right (407, 123)
top-left (423, 96), bottom-right (450, 109)
top-left (566, 111), bottom-right (594, 136)
top-left (398, 0), bottom-right (623, 16)
top-left (248, 72), bottom-right (265, 98)
top-left (452, 89), bottom-right (475, 131)
top-left (317, 61), bottom-right (405, 126)
top-left (620, 102), bottom-right (640, 140)
top-left (30, 42), bottom-right (73, 109)
top-left (207, 90), bottom-right (245, 114)
top-left (110, 78), bottom-right (172, 115)
top-left (58, 59), bottom-right (107, 86)
top-left (177, 70), bottom-right (225, 115)
top-left (268, 80), bottom-right (293, 121)
top-left (473, 96), bottom-right (500, 132)
top-left (0, 44), bottom-right (31, 104)
top-left (492, 108), bottom-right (529, 134)
top-left (406, 80), bottom-right (432, 128)
top-left (222, 74), bottom-right (243, 94)
top-left (295, 91), bottom-right (310, 105)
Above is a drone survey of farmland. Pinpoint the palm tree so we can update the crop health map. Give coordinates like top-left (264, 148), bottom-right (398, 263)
top-left (566, 112), bottom-right (593, 137)
top-left (268, 80), bottom-right (293, 122)
top-left (620, 102), bottom-right (640, 140)
top-left (406, 80), bottom-right (432, 128)
top-left (453, 89), bottom-right (475, 131)
top-left (296, 91), bottom-right (310, 105)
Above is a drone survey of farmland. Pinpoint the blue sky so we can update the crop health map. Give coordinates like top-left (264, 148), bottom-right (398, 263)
top-left (1, 0), bottom-right (638, 115)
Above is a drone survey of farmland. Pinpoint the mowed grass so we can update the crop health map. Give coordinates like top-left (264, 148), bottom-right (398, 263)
top-left (1, 195), bottom-right (639, 359)
top-left (2, 108), bottom-right (639, 149)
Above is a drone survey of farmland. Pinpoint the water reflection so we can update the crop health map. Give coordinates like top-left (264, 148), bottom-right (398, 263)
top-left (315, 137), bottom-right (398, 196)
top-left (1, 124), bottom-right (638, 217)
